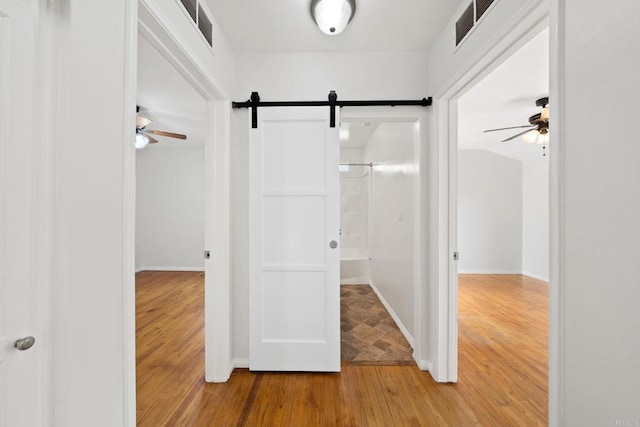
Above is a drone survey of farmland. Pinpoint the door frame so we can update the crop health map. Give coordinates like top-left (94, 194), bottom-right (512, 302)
top-left (429, 0), bottom-right (553, 384)
top-left (341, 107), bottom-right (428, 368)
top-left (131, 0), bottom-right (233, 392)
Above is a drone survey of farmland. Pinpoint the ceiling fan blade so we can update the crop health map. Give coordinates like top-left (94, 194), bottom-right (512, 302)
top-left (136, 114), bottom-right (152, 129)
top-left (484, 125), bottom-right (535, 133)
top-left (145, 130), bottom-right (187, 140)
top-left (141, 132), bottom-right (159, 144)
top-left (502, 128), bottom-right (538, 142)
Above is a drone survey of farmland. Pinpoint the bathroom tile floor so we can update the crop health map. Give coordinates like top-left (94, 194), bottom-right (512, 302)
top-left (340, 285), bottom-right (415, 365)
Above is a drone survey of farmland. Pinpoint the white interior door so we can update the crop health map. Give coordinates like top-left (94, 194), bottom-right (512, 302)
top-left (249, 106), bottom-right (340, 372)
top-left (0, 1), bottom-right (43, 425)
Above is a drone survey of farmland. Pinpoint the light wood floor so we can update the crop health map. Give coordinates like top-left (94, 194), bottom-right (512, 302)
top-left (136, 272), bottom-right (548, 426)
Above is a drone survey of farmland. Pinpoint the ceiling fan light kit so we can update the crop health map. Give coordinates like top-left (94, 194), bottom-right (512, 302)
top-left (483, 96), bottom-right (550, 155)
top-left (523, 130), bottom-right (538, 144)
top-left (135, 106), bottom-right (187, 149)
top-left (523, 129), bottom-right (549, 145)
top-left (136, 114), bottom-right (152, 129)
top-left (135, 133), bottom-right (150, 149)
top-left (310, 0), bottom-right (356, 35)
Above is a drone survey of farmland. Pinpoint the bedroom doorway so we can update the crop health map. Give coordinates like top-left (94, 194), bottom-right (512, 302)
top-left (445, 24), bottom-right (550, 424)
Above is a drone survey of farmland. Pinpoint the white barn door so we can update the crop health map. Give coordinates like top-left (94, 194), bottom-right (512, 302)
top-left (249, 107), bottom-right (340, 372)
top-left (0, 1), bottom-right (44, 425)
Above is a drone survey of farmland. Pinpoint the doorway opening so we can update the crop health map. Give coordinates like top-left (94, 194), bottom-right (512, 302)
top-left (134, 34), bottom-right (209, 421)
top-left (453, 27), bottom-right (550, 422)
top-left (338, 117), bottom-right (421, 366)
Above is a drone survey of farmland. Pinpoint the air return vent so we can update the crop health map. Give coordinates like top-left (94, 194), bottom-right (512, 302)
top-left (455, 3), bottom-right (474, 46)
top-left (180, 0), bottom-right (196, 21)
top-left (455, 0), bottom-right (497, 46)
top-left (198, 4), bottom-right (213, 46)
top-left (179, 0), bottom-right (214, 48)
top-left (476, 0), bottom-right (495, 20)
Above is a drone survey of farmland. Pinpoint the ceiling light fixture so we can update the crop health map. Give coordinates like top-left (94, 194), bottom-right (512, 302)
top-left (135, 132), bottom-right (149, 149)
top-left (136, 114), bottom-right (152, 129)
top-left (310, 0), bottom-right (356, 35)
top-left (484, 97), bottom-right (550, 156)
top-left (522, 101), bottom-right (549, 155)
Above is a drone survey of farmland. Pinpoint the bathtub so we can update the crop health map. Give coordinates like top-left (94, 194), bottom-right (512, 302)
top-left (340, 247), bottom-right (370, 285)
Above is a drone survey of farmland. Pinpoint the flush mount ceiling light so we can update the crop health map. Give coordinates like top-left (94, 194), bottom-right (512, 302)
top-left (310, 0), bottom-right (356, 35)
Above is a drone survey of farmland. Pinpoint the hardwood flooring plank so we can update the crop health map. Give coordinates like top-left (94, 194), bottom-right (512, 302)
top-left (136, 271), bottom-right (548, 426)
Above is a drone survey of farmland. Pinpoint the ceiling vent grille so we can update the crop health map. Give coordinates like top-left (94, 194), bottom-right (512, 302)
top-left (179, 0), bottom-right (214, 48)
top-left (180, 0), bottom-right (196, 21)
top-left (455, 3), bottom-right (474, 46)
top-left (455, 0), bottom-right (497, 46)
top-left (198, 4), bottom-right (213, 46)
top-left (476, 0), bottom-right (495, 20)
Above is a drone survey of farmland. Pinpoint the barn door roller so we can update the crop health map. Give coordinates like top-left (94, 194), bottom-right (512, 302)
top-left (233, 91), bottom-right (432, 129)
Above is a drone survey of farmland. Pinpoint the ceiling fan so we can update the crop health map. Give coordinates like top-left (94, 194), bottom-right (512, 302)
top-left (484, 97), bottom-right (550, 155)
top-left (135, 106), bottom-right (187, 149)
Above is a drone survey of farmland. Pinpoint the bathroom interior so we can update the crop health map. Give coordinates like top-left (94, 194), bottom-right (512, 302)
top-left (338, 117), bottom-right (419, 364)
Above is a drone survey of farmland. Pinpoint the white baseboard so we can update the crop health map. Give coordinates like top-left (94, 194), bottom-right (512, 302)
top-left (417, 359), bottom-right (433, 372)
top-left (232, 358), bottom-right (249, 369)
top-left (458, 269), bottom-right (523, 275)
top-left (135, 266), bottom-right (204, 273)
top-left (340, 280), bottom-right (369, 285)
top-left (368, 280), bottom-right (414, 348)
top-left (522, 271), bottom-right (549, 282)
top-left (458, 269), bottom-right (549, 283)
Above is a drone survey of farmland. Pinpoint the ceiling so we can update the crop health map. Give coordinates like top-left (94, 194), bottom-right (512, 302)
top-left (137, 4), bottom-right (548, 159)
top-left (205, 0), bottom-right (462, 52)
top-left (137, 36), bottom-right (206, 149)
top-left (457, 28), bottom-right (549, 161)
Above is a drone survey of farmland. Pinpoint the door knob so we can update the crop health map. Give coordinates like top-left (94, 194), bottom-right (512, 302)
top-left (329, 240), bottom-right (338, 249)
top-left (14, 336), bottom-right (35, 351)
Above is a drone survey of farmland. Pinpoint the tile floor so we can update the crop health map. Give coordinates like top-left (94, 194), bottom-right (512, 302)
top-left (340, 285), bottom-right (415, 365)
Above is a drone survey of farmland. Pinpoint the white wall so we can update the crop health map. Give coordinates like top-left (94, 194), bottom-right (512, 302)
top-left (458, 149), bottom-right (549, 279)
top-left (340, 148), bottom-right (364, 162)
top-left (136, 147), bottom-right (205, 271)
top-left (44, 0), bottom-right (237, 423)
top-left (51, 1), bottom-right (135, 425)
top-left (554, 1), bottom-right (640, 425)
top-left (522, 154), bottom-right (549, 280)
top-left (235, 51), bottom-right (428, 101)
top-left (365, 123), bottom-right (417, 337)
top-left (458, 150), bottom-right (523, 273)
top-left (230, 109), bottom-right (251, 362)
top-left (339, 148), bottom-right (367, 251)
top-left (231, 52), bottom-right (429, 361)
